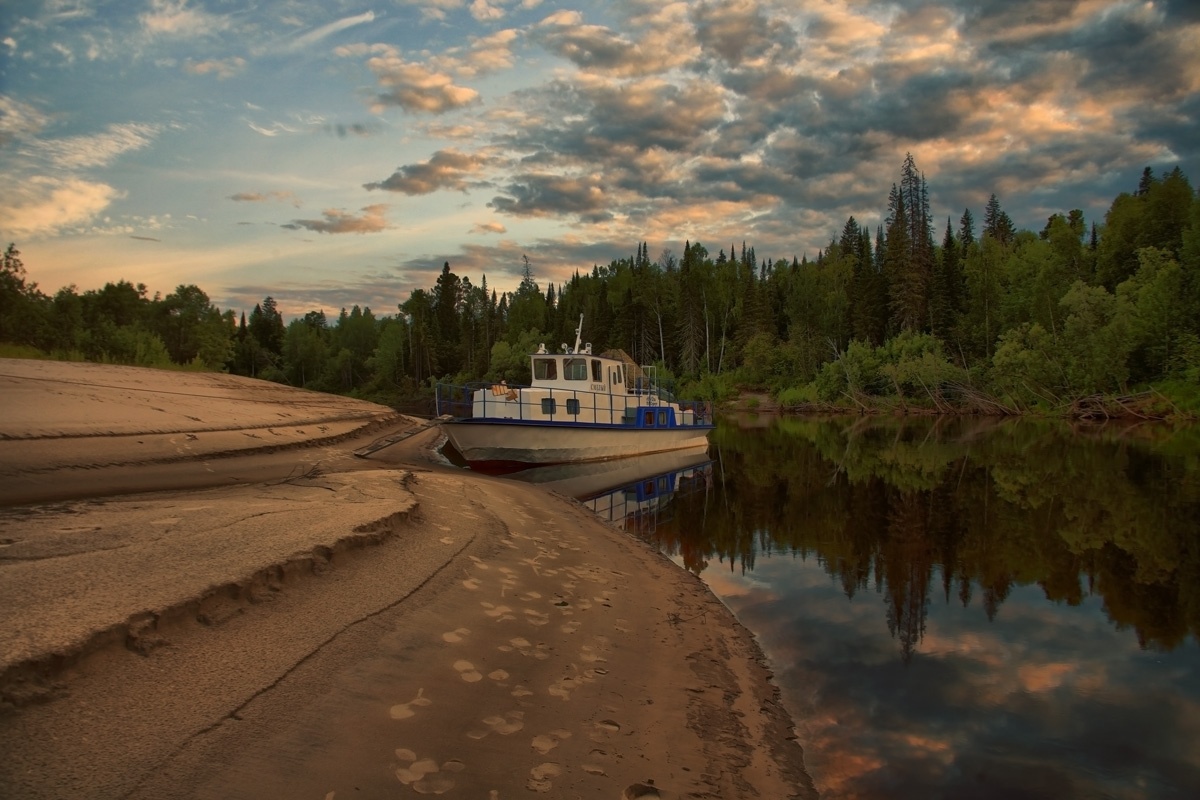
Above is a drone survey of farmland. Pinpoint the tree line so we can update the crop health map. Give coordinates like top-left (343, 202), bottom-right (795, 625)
top-left (2, 156), bottom-right (1197, 414)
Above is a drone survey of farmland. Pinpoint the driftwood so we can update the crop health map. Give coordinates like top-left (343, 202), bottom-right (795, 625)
top-left (1068, 392), bottom-right (1171, 421)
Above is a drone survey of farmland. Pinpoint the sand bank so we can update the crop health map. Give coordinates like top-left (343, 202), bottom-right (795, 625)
top-left (0, 359), bottom-right (814, 799)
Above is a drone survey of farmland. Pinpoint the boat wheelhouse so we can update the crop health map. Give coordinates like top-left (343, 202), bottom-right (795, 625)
top-left (436, 318), bottom-right (713, 470)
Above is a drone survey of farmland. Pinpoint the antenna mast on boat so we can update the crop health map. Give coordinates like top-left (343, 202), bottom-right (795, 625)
top-left (572, 313), bottom-right (584, 355)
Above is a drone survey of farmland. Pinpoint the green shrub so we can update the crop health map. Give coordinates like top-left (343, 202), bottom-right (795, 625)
top-left (777, 384), bottom-right (820, 409)
top-left (0, 343), bottom-right (48, 359)
top-left (679, 371), bottom-right (738, 402)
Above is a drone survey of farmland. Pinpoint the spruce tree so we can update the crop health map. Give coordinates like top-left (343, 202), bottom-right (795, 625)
top-left (885, 183), bottom-right (922, 331)
top-left (931, 217), bottom-right (963, 341)
top-left (959, 208), bottom-right (976, 249)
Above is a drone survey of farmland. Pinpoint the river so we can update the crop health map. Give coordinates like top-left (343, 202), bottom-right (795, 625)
top-left (559, 415), bottom-right (1200, 799)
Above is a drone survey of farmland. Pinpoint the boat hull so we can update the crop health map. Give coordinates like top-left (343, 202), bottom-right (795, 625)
top-left (441, 419), bottom-right (712, 469)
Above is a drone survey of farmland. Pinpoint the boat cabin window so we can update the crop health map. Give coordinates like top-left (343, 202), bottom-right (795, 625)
top-left (591, 359), bottom-right (602, 382)
top-left (658, 410), bottom-right (668, 426)
top-left (616, 366), bottom-right (623, 386)
top-left (534, 358), bottom-right (557, 381)
top-left (564, 358), bottom-right (587, 381)
top-left (566, 398), bottom-right (580, 415)
top-left (541, 398), bottom-right (556, 415)
top-left (643, 410), bottom-right (654, 426)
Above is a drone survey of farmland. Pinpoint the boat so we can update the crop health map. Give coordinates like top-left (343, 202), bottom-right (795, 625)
top-left (435, 316), bottom-right (714, 470)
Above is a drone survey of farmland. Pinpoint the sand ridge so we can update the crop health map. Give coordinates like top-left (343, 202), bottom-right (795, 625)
top-left (0, 359), bottom-right (815, 799)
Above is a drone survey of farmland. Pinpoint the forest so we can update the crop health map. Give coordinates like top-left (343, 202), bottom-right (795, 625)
top-left (2, 155), bottom-right (1198, 417)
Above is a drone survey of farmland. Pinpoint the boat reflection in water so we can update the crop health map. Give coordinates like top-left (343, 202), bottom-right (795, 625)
top-left (501, 444), bottom-right (713, 530)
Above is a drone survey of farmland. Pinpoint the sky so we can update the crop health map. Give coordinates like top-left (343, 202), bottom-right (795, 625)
top-left (2, 0), bottom-right (1199, 320)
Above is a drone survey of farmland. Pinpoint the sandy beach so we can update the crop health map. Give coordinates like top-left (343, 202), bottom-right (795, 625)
top-left (0, 358), bottom-right (814, 799)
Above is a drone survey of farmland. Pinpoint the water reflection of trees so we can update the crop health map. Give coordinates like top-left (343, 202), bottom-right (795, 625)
top-left (639, 416), bottom-right (1200, 653)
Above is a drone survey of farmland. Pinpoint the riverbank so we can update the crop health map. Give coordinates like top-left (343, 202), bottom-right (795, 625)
top-left (0, 359), bottom-right (814, 799)
top-left (729, 386), bottom-right (1197, 421)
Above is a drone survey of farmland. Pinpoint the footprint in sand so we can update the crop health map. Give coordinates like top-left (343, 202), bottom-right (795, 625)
top-left (589, 719), bottom-right (622, 743)
top-left (453, 660), bottom-right (483, 682)
top-left (560, 620), bottom-right (582, 635)
top-left (583, 747), bottom-right (611, 775)
top-left (467, 710), bottom-right (525, 739)
top-left (462, 577), bottom-right (483, 591)
top-left (524, 608), bottom-right (550, 626)
top-left (500, 637), bottom-right (551, 661)
top-left (526, 762), bottom-right (562, 793)
top-left (481, 602), bottom-right (515, 621)
top-left (519, 590), bottom-right (542, 601)
top-left (579, 644), bottom-right (607, 664)
top-left (389, 688), bottom-right (432, 720)
top-left (393, 748), bottom-right (465, 794)
top-left (441, 627), bottom-right (471, 643)
top-left (549, 671), bottom-right (583, 700)
top-left (531, 729), bottom-right (572, 755)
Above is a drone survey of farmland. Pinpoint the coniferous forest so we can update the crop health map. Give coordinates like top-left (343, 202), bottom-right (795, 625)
top-left (2, 156), bottom-right (1198, 417)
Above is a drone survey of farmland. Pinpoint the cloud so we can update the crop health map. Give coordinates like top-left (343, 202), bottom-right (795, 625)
top-left (533, 7), bottom-right (695, 77)
top-left (364, 149), bottom-right (490, 194)
top-left (691, 0), bottom-right (802, 67)
top-left (397, 0), bottom-right (464, 24)
top-left (50, 41), bottom-right (74, 64)
top-left (140, 0), bottom-right (229, 37)
top-left (338, 29), bottom-right (517, 115)
top-left (286, 11), bottom-right (376, 51)
top-left (283, 204), bottom-right (388, 234)
top-left (489, 172), bottom-right (610, 221)
top-left (184, 57), bottom-right (245, 79)
top-left (472, 221), bottom-right (507, 234)
top-left (320, 121), bottom-right (380, 138)
top-left (229, 191), bottom-right (301, 206)
top-left (0, 176), bottom-right (122, 238)
top-left (34, 122), bottom-right (160, 169)
top-left (471, 0), bottom-right (505, 22)
top-left (0, 95), bottom-right (50, 145)
top-left (224, 269), bottom-right (432, 319)
top-left (458, 28), bottom-right (520, 77)
top-left (130, 235), bottom-right (161, 242)
top-left (361, 52), bottom-right (481, 113)
top-left (247, 120), bottom-right (299, 137)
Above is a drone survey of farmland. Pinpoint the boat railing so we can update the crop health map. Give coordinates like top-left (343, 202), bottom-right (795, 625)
top-left (435, 381), bottom-right (712, 427)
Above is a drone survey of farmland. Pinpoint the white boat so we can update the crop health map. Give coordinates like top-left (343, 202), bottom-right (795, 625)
top-left (436, 317), bottom-right (713, 470)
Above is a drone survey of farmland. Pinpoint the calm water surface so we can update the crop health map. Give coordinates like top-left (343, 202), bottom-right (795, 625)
top-left (562, 416), bottom-right (1200, 800)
